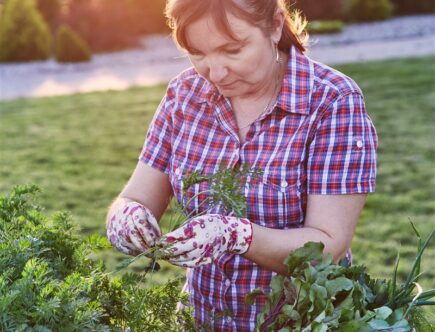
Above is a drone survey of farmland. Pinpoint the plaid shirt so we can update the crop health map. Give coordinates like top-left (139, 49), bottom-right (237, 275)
top-left (139, 46), bottom-right (378, 331)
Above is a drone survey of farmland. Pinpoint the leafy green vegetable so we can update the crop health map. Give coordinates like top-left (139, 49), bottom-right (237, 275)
top-left (0, 184), bottom-right (194, 331)
top-left (246, 227), bottom-right (434, 331)
top-left (178, 163), bottom-right (263, 224)
top-left (127, 163), bottom-right (263, 272)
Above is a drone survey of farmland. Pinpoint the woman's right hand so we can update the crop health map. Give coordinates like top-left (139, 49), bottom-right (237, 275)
top-left (106, 201), bottom-right (161, 256)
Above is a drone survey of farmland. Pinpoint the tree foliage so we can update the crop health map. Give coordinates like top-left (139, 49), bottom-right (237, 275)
top-left (0, 0), bottom-right (51, 62)
top-left (55, 25), bottom-right (92, 63)
top-left (36, 0), bottom-right (61, 30)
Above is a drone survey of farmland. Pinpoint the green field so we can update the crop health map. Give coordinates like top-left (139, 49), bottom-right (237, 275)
top-left (0, 56), bottom-right (434, 290)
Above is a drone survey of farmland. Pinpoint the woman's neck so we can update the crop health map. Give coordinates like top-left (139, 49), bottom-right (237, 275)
top-left (230, 51), bottom-right (287, 118)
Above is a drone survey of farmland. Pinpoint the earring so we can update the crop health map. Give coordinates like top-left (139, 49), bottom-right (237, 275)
top-left (275, 43), bottom-right (281, 63)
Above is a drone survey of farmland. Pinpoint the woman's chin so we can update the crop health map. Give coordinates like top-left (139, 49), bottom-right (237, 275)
top-left (217, 85), bottom-right (244, 98)
top-left (218, 88), bottom-right (236, 97)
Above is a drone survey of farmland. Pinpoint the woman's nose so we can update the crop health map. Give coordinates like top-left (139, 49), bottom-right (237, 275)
top-left (208, 62), bottom-right (228, 84)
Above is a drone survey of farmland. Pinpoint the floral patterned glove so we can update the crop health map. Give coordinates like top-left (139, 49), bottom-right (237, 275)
top-left (156, 214), bottom-right (253, 268)
top-left (106, 201), bottom-right (161, 257)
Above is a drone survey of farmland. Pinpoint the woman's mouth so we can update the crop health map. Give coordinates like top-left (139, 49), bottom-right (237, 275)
top-left (218, 81), bottom-right (236, 89)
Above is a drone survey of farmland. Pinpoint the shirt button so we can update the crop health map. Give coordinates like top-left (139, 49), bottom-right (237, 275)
top-left (281, 180), bottom-right (288, 188)
top-left (356, 140), bottom-right (363, 148)
top-left (225, 280), bottom-right (231, 287)
top-left (227, 316), bottom-right (232, 323)
top-left (175, 167), bottom-right (180, 175)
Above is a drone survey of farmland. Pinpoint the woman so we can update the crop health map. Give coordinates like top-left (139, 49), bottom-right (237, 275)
top-left (106, 0), bottom-right (378, 330)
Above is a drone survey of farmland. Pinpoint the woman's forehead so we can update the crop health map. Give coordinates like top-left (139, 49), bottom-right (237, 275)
top-left (186, 12), bottom-right (255, 49)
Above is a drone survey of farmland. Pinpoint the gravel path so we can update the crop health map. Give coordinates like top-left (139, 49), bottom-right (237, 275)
top-left (0, 15), bottom-right (434, 101)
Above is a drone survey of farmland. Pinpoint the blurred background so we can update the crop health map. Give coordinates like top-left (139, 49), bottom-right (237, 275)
top-left (0, 0), bottom-right (434, 291)
top-left (0, 0), bottom-right (433, 60)
top-left (0, 0), bottom-right (434, 99)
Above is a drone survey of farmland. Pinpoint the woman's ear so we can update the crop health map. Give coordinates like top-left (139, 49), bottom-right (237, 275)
top-left (271, 8), bottom-right (285, 43)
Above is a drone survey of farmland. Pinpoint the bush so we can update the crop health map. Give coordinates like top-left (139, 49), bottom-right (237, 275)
top-left (347, 0), bottom-right (394, 22)
top-left (36, 0), bottom-right (61, 31)
top-left (0, 0), bottom-right (51, 62)
top-left (55, 25), bottom-right (92, 63)
top-left (391, 0), bottom-right (434, 15)
top-left (307, 20), bottom-right (344, 34)
top-left (0, 184), bottom-right (194, 331)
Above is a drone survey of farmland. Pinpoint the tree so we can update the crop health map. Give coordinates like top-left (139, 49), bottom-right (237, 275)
top-left (0, 0), bottom-right (51, 62)
top-left (36, 0), bottom-right (61, 31)
top-left (55, 24), bottom-right (92, 63)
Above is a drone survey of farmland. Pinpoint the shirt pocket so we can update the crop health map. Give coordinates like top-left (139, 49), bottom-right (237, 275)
top-left (246, 171), bottom-right (304, 229)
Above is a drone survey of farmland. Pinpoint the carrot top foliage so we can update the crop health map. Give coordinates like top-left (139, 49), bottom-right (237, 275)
top-left (0, 184), bottom-right (194, 331)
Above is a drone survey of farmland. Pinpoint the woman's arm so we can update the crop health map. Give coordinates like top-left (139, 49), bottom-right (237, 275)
top-left (106, 161), bottom-right (173, 226)
top-left (242, 193), bottom-right (368, 276)
top-left (105, 162), bottom-right (173, 255)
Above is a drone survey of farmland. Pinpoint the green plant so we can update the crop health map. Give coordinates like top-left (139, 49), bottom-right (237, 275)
top-left (36, 0), bottom-right (61, 31)
top-left (346, 0), bottom-right (393, 22)
top-left (178, 163), bottom-right (263, 223)
top-left (117, 163), bottom-right (263, 271)
top-left (55, 25), bottom-right (92, 63)
top-left (307, 20), bottom-right (344, 34)
top-left (0, 0), bottom-right (51, 62)
top-left (246, 227), bottom-right (435, 331)
top-left (0, 184), bottom-right (194, 331)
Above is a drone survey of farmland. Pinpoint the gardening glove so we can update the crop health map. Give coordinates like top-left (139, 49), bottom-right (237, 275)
top-left (155, 214), bottom-right (253, 268)
top-left (106, 201), bottom-right (161, 257)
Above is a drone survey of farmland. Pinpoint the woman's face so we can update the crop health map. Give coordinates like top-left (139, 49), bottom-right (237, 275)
top-left (185, 11), bottom-right (283, 99)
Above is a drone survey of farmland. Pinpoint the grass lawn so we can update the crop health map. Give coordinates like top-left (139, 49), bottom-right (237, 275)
top-left (0, 56), bottom-right (434, 291)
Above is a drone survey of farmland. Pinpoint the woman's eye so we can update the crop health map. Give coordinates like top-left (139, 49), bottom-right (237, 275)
top-left (188, 51), bottom-right (204, 57)
top-left (226, 48), bottom-right (241, 55)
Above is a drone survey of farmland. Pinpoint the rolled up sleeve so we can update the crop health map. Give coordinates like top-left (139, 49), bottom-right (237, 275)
top-left (307, 92), bottom-right (378, 194)
top-left (138, 87), bottom-right (175, 175)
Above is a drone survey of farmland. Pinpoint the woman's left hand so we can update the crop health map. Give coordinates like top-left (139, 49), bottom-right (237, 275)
top-left (156, 214), bottom-right (253, 268)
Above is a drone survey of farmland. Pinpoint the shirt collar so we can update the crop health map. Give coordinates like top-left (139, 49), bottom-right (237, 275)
top-left (197, 45), bottom-right (314, 115)
top-left (197, 77), bottom-right (219, 104)
top-left (276, 45), bottom-right (314, 115)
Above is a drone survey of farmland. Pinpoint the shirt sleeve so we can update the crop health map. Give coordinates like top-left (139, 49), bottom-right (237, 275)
top-left (307, 92), bottom-right (378, 194)
top-left (138, 89), bottom-right (175, 175)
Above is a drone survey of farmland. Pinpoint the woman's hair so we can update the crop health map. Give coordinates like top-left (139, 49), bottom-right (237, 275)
top-left (165, 0), bottom-right (309, 54)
